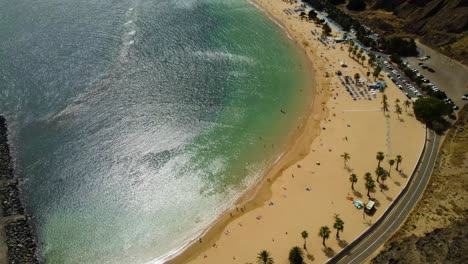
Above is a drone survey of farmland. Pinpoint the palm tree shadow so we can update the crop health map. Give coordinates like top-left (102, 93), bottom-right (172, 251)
top-left (374, 199), bottom-right (381, 208)
top-left (362, 218), bottom-right (373, 226)
top-left (399, 171), bottom-right (408, 178)
top-left (393, 181), bottom-right (401, 186)
top-left (307, 253), bottom-right (315, 262)
top-left (345, 167), bottom-right (354, 173)
top-left (353, 191), bottom-right (363, 198)
top-left (322, 247), bottom-right (336, 258)
top-left (380, 183), bottom-right (389, 191)
top-left (337, 239), bottom-right (349, 248)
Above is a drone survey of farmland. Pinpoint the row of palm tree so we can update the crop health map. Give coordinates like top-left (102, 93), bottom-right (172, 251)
top-left (348, 43), bottom-right (366, 65)
top-left (341, 151), bottom-right (402, 172)
top-left (343, 152), bottom-right (403, 197)
top-left (381, 94), bottom-right (389, 113)
top-left (257, 151), bottom-right (404, 264)
top-left (383, 97), bottom-right (411, 117)
top-left (257, 216), bottom-right (345, 263)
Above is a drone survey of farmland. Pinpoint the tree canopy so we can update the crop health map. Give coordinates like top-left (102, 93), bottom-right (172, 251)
top-left (346, 0), bottom-right (366, 11)
top-left (413, 97), bottom-right (452, 125)
top-left (288, 247), bottom-right (304, 264)
top-left (322, 23), bottom-right (332, 36)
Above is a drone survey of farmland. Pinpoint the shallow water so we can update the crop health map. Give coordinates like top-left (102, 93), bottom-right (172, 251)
top-left (0, 0), bottom-right (309, 263)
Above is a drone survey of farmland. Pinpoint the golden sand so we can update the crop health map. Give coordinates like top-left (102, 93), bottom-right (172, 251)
top-left (169, 0), bottom-right (426, 263)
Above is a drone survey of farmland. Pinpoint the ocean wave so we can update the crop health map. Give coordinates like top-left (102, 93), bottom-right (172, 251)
top-left (193, 51), bottom-right (255, 65)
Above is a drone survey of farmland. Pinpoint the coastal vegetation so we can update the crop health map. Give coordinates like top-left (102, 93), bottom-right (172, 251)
top-left (301, 230), bottom-right (309, 250)
top-left (388, 159), bottom-right (395, 176)
top-left (395, 155), bottom-right (402, 171)
top-left (341, 152), bottom-right (350, 167)
top-left (365, 174), bottom-right (376, 198)
top-left (303, 0), bottom-right (418, 56)
top-left (318, 226), bottom-right (331, 248)
top-left (288, 247), bottom-right (304, 264)
top-left (376, 151), bottom-right (385, 168)
top-left (349, 173), bottom-right (358, 191)
top-left (413, 97), bottom-right (452, 133)
top-left (346, 0), bottom-right (366, 11)
top-left (257, 250), bottom-right (274, 264)
top-left (333, 215), bottom-right (345, 239)
top-left (381, 94), bottom-right (389, 113)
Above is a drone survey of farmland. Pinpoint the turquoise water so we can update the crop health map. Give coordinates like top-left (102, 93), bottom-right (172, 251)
top-left (0, 0), bottom-right (310, 263)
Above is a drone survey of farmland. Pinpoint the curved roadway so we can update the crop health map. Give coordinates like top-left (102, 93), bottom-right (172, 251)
top-left (328, 130), bottom-right (441, 264)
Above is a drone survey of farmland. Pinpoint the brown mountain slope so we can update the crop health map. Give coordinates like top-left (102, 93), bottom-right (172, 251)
top-left (348, 0), bottom-right (468, 64)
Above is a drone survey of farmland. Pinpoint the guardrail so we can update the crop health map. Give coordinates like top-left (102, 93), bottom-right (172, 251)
top-left (326, 127), bottom-right (429, 263)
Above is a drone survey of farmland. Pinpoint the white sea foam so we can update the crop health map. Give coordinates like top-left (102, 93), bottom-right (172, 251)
top-left (193, 51), bottom-right (255, 65)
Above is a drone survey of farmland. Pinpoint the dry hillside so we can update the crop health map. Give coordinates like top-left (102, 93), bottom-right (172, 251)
top-left (346, 0), bottom-right (468, 65)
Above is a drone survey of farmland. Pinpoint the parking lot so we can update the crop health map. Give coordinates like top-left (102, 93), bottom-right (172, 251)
top-left (372, 51), bottom-right (464, 111)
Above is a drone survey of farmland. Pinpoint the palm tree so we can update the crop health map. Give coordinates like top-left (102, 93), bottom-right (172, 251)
top-left (373, 65), bottom-right (382, 80)
top-left (395, 104), bottom-right (402, 118)
top-left (395, 155), bottom-right (402, 171)
top-left (364, 172), bottom-right (372, 182)
top-left (349, 173), bottom-right (358, 191)
top-left (354, 73), bottom-right (360, 83)
top-left (301, 230), bottom-right (309, 250)
top-left (299, 11), bottom-right (306, 20)
top-left (375, 166), bottom-right (385, 183)
top-left (382, 100), bottom-right (389, 113)
top-left (395, 99), bottom-right (400, 104)
top-left (341, 152), bottom-right (350, 167)
top-left (352, 49), bottom-right (357, 59)
top-left (403, 100), bottom-right (411, 112)
top-left (333, 215), bottom-right (344, 239)
top-left (318, 226), bottom-right (331, 248)
top-left (376, 151), bottom-right (385, 168)
top-left (368, 53), bottom-right (375, 65)
top-left (388, 159), bottom-right (395, 176)
top-left (379, 172), bottom-right (388, 191)
top-left (361, 55), bottom-right (366, 65)
top-left (348, 46), bottom-right (353, 56)
top-left (288, 247), bottom-right (304, 264)
top-left (365, 177), bottom-right (376, 198)
top-left (381, 94), bottom-right (389, 113)
top-left (257, 250), bottom-right (274, 264)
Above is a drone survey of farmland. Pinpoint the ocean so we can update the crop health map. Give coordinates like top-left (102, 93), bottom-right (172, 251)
top-left (0, 0), bottom-right (309, 263)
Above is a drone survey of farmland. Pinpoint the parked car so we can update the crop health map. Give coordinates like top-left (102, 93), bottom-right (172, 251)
top-left (462, 94), bottom-right (468, 100)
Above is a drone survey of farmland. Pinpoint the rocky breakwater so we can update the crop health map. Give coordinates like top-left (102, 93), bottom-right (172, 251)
top-left (0, 115), bottom-right (39, 264)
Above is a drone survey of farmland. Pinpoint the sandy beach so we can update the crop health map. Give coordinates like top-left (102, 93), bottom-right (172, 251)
top-left (168, 0), bottom-right (426, 263)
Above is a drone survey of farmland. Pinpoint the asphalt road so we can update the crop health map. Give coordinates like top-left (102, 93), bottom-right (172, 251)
top-left (328, 130), bottom-right (440, 264)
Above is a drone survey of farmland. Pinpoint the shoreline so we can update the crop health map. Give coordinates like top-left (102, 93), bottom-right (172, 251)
top-left (167, 0), bottom-right (426, 263)
top-left (165, 1), bottom-right (330, 262)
